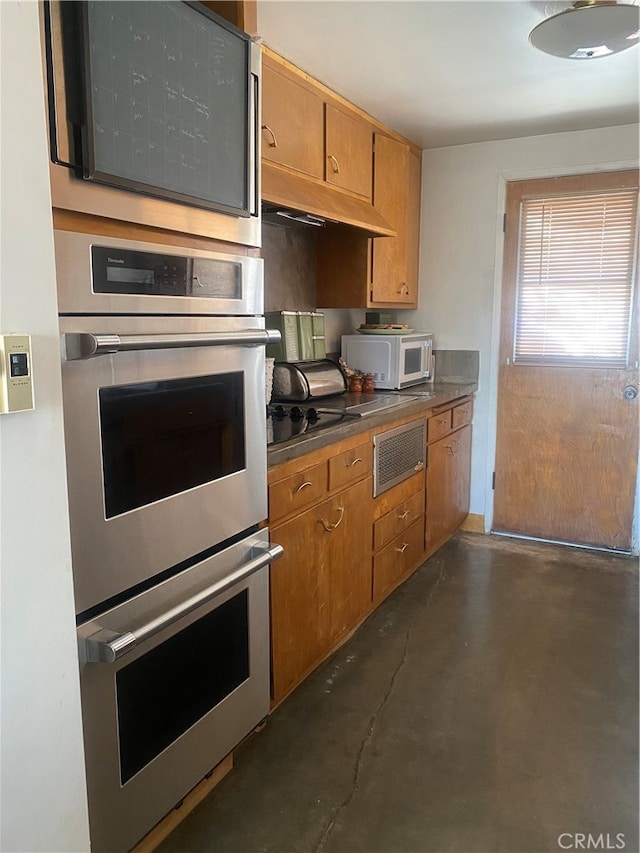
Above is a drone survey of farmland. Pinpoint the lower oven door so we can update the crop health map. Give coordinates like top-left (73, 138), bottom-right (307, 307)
top-left (59, 314), bottom-right (274, 615)
top-left (77, 529), bottom-right (281, 853)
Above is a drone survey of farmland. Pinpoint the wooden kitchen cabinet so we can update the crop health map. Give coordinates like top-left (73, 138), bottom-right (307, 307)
top-left (316, 135), bottom-right (422, 309)
top-left (261, 56), bottom-right (324, 179)
top-left (262, 53), bottom-right (372, 200)
top-left (426, 401), bottom-right (472, 552)
top-left (372, 472), bottom-right (425, 603)
top-left (270, 476), bottom-right (373, 704)
top-left (325, 104), bottom-right (373, 199)
top-left (370, 134), bottom-right (411, 304)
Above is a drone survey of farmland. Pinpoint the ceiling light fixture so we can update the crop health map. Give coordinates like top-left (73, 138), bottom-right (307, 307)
top-left (529, 0), bottom-right (640, 59)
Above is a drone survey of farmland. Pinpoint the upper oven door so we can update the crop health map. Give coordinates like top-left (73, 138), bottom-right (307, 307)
top-left (59, 314), bottom-right (271, 616)
top-left (54, 230), bottom-right (263, 316)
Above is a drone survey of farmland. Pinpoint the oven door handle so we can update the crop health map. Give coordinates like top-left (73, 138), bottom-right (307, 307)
top-left (64, 329), bottom-right (282, 360)
top-left (84, 543), bottom-right (284, 664)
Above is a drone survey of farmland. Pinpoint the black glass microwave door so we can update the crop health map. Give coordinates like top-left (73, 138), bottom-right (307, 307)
top-left (99, 373), bottom-right (245, 518)
top-left (83, 1), bottom-right (249, 215)
top-left (116, 589), bottom-right (249, 784)
top-left (403, 346), bottom-right (422, 376)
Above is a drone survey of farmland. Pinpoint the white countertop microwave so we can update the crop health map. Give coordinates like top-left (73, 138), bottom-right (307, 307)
top-left (341, 332), bottom-right (433, 390)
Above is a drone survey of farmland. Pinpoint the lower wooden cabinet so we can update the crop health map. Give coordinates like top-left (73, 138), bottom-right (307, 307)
top-left (426, 424), bottom-right (472, 551)
top-left (268, 396), bottom-right (473, 706)
top-left (270, 476), bottom-right (373, 704)
top-left (373, 518), bottom-right (424, 603)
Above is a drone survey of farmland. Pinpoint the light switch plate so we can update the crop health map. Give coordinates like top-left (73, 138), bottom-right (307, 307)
top-left (0, 334), bottom-right (34, 413)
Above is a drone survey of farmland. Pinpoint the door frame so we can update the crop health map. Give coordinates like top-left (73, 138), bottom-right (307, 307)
top-left (484, 159), bottom-right (640, 554)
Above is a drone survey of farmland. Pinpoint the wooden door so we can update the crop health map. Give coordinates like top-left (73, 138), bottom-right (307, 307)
top-left (494, 171), bottom-right (639, 551)
top-left (371, 133), bottom-right (409, 303)
top-left (325, 104), bottom-right (373, 199)
top-left (261, 59), bottom-right (324, 178)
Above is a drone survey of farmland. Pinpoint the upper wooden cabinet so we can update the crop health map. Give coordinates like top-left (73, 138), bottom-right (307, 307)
top-left (262, 53), bottom-right (372, 200)
top-left (261, 47), bottom-right (422, 307)
top-left (325, 104), bottom-right (372, 199)
top-left (261, 58), bottom-right (324, 179)
top-left (371, 134), bottom-right (411, 304)
top-left (316, 136), bottom-right (422, 309)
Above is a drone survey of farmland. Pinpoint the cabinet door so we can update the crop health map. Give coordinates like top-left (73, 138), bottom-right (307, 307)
top-left (405, 148), bottom-right (422, 300)
top-left (261, 60), bottom-right (324, 179)
top-left (270, 477), bottom-right (372, 704)
top-left (325, 477), bottom-right (372, 643)
top-left (426, 425), bottom-right (472, 550)
top-left (371, 134), bottom-right (410, 304)
top-left (325, 104), bottom-right (373, 199)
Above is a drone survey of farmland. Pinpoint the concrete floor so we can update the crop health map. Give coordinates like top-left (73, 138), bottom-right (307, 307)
top-left (158, 533), bottom-right (639, 853)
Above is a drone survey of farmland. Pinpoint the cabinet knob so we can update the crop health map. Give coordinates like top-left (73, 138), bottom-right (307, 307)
top-left (328, 154), bottom-right (340, 174)
top-left (262, 125), bottom-right (278, 148)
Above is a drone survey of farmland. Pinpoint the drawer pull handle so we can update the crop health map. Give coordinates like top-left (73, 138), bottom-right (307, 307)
top-left (328, 154), bottom-right (340, 174)
top-left (443, 442), bottom-right (459, 456)
top-left (348, 457), bottom-right (363, 468)
top-left (262, 125), bottom-right (278, 147)
top-left (396, 283), bottom-right (410, 296)
top-left (293, 481), bottom-right (313, 494)
top-left (395, 543), bottom-right (409, 554)
top-left (438, 418), bottom-right (448, 427)
top-left (398, 510), bottom-right (410, 520)
top-left (319, 505), bottom-right (345, 532)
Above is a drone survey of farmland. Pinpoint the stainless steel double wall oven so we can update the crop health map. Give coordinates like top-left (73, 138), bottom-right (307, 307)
top-left (55, 230), bottom-right (281, 852)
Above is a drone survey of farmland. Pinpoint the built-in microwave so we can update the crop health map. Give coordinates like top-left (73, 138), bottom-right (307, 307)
top-left (341, 331), bottom-right (433, 390)
top-left (43, 1), bottom-right (261, 246)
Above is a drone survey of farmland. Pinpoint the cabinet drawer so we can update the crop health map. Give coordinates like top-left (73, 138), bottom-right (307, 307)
top-left (328, 441), bottom-right (372, 492)
top-left (269, 461), bottom-right (327, 522)
top-left (452, 401), bottom-right (472, 429)
top-left (428, 410), bottom-right (452, 442)
top-left (373, 518), bottom-right (424, 602)
top-left (373, 489), bottom-right (424, 552)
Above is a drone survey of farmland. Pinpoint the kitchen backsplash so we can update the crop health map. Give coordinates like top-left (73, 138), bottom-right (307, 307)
top-left (433, 350), bottom-right (480, 384)
top-left (262, 220), bottom-right (366, 352)
top-left (263, 222), bottom-right (316, 311)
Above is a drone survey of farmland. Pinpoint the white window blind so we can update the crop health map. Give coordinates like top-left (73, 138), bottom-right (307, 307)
top-left (514, 189), bottom-right (638, 367)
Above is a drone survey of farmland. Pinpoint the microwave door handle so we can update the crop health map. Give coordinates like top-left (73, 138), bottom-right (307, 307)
top-left (63, 329), bottom-right (282, 360)
top-left (422, 342), bottom-right (430, 375)
top-left (84, 543), bottom-right (284, 664)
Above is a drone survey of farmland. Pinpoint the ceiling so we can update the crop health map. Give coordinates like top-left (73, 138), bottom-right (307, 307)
top-left (256, 0), bottom-right (640, 149)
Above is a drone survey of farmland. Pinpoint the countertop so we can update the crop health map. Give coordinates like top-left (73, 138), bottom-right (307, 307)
top-left (267, 381), bottom-right (477, 467)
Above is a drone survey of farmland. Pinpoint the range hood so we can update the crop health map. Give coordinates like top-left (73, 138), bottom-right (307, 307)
top-left (262, 162), bottom-right (396, 237)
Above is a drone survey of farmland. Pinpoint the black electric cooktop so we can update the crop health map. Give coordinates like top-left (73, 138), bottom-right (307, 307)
top-left (266, 393), bottom-right (421, 446)
top-left (266, 403), bottom-right (349, 446)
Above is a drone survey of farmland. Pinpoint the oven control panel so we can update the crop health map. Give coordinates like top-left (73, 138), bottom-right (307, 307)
top-left (0, 334), bottom-right (34, 413)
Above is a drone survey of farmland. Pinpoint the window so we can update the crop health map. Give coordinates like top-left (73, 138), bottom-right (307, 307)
top-left (514, 187), bottom-right (638, 367)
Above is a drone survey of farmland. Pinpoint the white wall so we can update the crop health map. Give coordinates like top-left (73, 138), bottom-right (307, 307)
top-left (403, 124), bottom-right (639, 524)
top-left (0, 4), bottom-right (90, 851)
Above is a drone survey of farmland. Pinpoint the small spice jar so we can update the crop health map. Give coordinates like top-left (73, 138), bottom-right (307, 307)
top-left (362, 374), bottom-right (375, 393)
top-left (348, 374), bottom-right (363, 393)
